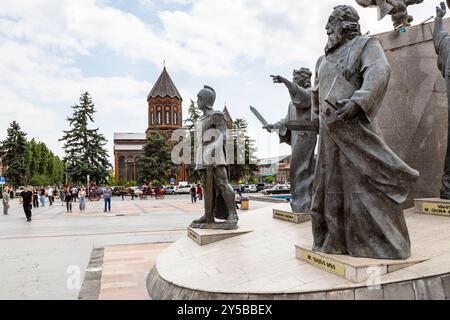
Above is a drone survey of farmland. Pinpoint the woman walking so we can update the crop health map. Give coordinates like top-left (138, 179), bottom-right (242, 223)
top-left (65, 187), bottom-right (72, 213)
top-left (32, 188), bottom-right (39, 208)
top-left (2, 187), bottom-right (10, 215)
top-left (40, 187), bottom-right (46, 207)
top-left (59, 189), bottom-right (65, 206)
top-left (78, 187), bottom-right (87, 212)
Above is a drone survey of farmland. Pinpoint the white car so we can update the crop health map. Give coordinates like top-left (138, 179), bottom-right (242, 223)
top-left (242, 185), bottom-right (257, 193)
top-left (175, 185), bottom-right (192, 194)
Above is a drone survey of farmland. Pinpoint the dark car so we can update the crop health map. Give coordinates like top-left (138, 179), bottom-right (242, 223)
top-left (256, 184), bottom-right (267, 192)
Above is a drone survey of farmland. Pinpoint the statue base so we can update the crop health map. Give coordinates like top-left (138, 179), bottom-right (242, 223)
top-left (187, 227), bottom-right (252, 246)
top-left (272, 203), bottom-right (311, 224)
top-left (295, 245), bottom-right (428, 284)
top-left (414, 198), bottom-right (450, 217)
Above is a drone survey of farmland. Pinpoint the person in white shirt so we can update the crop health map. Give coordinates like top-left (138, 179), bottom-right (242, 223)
top-left (78, 187), bottom-right (87, 212)
top-left (47, 186), bottom-right (54, 206)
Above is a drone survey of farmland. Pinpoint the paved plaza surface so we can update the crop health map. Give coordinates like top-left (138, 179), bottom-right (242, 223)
top-left (0, 195), bottom-right (270, 300)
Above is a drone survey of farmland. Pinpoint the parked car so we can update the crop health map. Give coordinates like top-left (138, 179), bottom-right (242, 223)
top-left (242, 184), bottom-right (257, 193)
top-left (165, 186), bottom-right (177, 195)
top-left (232, 185), bottom-right (244, 193)
top-left (175, 185), bottom-right (192, 194)
top-left (262, 184), bottom-right (290, 195)
top-left (256, 184), bottom-right (267, 192)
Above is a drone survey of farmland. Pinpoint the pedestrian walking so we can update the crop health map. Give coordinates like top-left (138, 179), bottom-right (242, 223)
top-left (48, 186), bottom-right (54, 206)
top-left (190, 185), bottom-right (197, 203)
top-left (40, 187), bottom-right (46, 207)
top-left (196, 184), bottom-right (203, 201)
top-left (65, 187), bottom-right (73, 213)
top-left (2, 187), bottom-right (10, 215)
top-left (79, 187), bottom-right (87, 212)
top-left (71, 186), bottom-right (78, 203)
top-left (59, 189), bottom-right (65, 206)
top-left (20, 186), bottom-right (33, 222)
top-left (32, 188), bottom-right (39, 208)
top-left (103, 185), bottom-right (112, 213)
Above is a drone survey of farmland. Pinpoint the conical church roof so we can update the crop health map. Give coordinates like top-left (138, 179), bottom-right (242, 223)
top-left (147, 67), bottom-right (182, 101)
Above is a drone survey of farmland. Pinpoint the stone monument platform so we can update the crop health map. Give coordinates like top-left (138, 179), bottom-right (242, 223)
top-left (272, 203), bottom-right (311, 224)
top-left (147, 203), bottom-right (450, 300)
top-left (187, 227), bottom-right (253, 246)
top-left (414, 198), bottom-right (450, 217)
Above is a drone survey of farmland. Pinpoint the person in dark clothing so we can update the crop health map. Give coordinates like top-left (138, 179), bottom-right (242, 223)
top-left (32, 188), bottom-right (39, 208)
top-left (190, 185), bottom-right (197, 203)
top-left (20, 186), bottom-right (33, 222)
top-left (65, 188), bottom-right (73, 213)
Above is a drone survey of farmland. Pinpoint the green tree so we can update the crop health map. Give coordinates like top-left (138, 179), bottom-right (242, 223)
top-left (60, 92), bottom-right (111, 184)
top-left (183, 99), bottom-right (201, 182)
top-left (229, 118), bottom-right (258, 183)
top-left (137, 130), bottom-right (177, 184)
top-left (0, 121), bottom-right (28, 186)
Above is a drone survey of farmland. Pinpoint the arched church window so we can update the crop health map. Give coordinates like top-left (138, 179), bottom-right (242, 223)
top-left (174, 111), bottom-right (178, 125)
top-left (157, 111), bottom-right (162, 125)
top-left (150, 112), bottom-right (154, 125)
top-left (165, 110), bottom-right (171, 125)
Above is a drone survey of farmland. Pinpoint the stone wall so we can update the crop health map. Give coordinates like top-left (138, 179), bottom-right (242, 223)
top-left (147, 265), bottom-right (450, 300)
top-left (375, 19), bottom-right (450, 208)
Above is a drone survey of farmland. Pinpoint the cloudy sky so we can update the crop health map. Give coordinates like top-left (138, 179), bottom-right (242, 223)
top-left (0, 0), bottom-right (441, 161)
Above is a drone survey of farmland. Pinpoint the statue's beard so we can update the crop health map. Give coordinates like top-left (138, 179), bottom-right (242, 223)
top-left (325, 31), bottom-right (345, 55)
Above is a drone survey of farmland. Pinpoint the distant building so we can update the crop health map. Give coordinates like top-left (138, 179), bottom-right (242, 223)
top-left (113, 66), bottom-right (233, 184)
top-left (256, 155), bottom-right (291, 184)
top-left (114, 66), bottom-right (186, 183)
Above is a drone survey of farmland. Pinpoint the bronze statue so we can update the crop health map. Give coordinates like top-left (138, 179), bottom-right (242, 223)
top-left (433, 1), bottom-right (450, 199)
top-left (190, 86), bottom-right (239, 230)
top-left (263, 69), bottom-right (317, 214)
top-left (311, 5), bottom-right (419, 260)
top-left (356, 0), bottom-right (424, 29)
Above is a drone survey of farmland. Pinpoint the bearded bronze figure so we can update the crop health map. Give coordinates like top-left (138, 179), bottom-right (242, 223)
top-left (310, 5), bottom-right (419, 260)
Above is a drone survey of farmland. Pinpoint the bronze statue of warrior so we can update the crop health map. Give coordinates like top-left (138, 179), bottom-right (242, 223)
top-left (190, 85), bottom-right (239, 230)
top-left (264, 68), bottom-right (317, 214)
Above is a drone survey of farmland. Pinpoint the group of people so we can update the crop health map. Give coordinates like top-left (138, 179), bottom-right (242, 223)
top-left (189, 184), bottom-right (203, 203)
top-left (1, 184), bottom-right (114, 222)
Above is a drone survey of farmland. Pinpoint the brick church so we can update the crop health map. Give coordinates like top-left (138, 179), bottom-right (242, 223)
top-left (113, 66), bottom-right (233, 184)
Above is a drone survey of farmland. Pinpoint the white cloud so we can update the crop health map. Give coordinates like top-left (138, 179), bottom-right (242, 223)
top-left (0, 0), bottom-right (442, 160)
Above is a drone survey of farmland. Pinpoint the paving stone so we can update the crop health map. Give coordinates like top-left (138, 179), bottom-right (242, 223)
top-left (413, 277), bottom-right (446, 300)
top-left (383, 281), bottom-right (415, 300)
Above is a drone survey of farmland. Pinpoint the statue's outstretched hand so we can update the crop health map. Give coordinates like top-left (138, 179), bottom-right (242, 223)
top-left (437, 1), bottom-right (447, 19)
top-left (336, 99), bottom-right (360, 121)
top-left (270, 75), bottom-right (283, 84)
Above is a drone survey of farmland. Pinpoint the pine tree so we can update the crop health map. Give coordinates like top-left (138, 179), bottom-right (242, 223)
top-left (60, 92), bottom-right (111, 184)
top-left (229, 118), bottom-right (258, 183)
top-left (0, 121), bottom-right (28, 186)
top-left (183, 99), bottom-right (201, 182)
top-left (137, 130), bottom-right (177, 184)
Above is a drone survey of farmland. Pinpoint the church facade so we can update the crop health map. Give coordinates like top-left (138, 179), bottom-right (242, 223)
top-left (114, 67), bottom-right (188, 184)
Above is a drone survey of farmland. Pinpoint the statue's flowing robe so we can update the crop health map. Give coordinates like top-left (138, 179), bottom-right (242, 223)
top-left (274, 85), bottom-right (317, 213)
top-left (311, 36), bottom-right (419, 260)
top-left (433, 17), bottom-right (450, 192)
